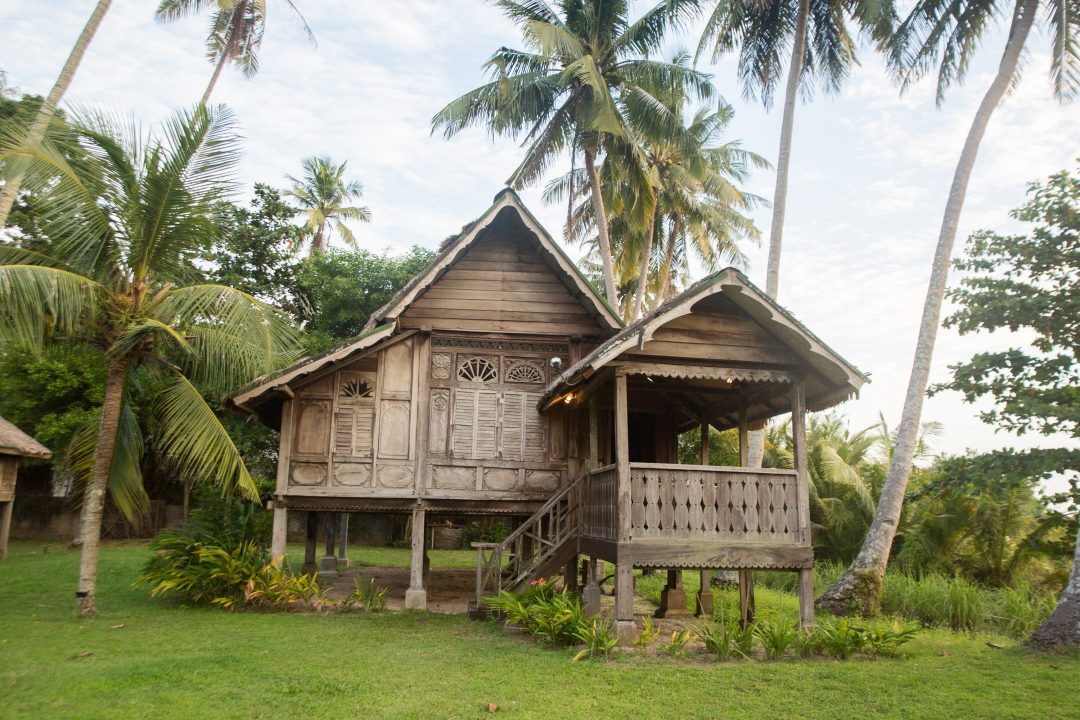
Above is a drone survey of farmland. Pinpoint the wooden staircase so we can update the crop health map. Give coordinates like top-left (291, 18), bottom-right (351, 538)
top-left (470, 475), bottom-right (582, 611)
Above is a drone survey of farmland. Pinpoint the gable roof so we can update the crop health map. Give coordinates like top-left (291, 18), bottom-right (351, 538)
top-left (0, 417), bottom-right (52, 459)
top-left (364, 188), bottom-right (622, 332)
top-left (231, 322), bottom-right (397, 411)
top-left (540, 267), bottom-right (868, 411)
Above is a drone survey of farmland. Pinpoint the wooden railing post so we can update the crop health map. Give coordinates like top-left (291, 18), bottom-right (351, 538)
top-left (790, 379), bottom-right (810, 546)
top-left (615, 370), bottom-right (631, 543)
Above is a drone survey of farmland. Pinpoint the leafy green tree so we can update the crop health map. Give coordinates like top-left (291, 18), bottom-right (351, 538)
top-left (294, 246), bottom-right (436, 352)
top-left (923, 166), bottom-right (1078, 646)
top-left (155, 0), bottom-right (316, 106)
top-left (0, 105), bottom-right (300, 616)
top-left (821, 0), bottom-right (1079, 616)
top-left (0, 0), bottom-right (113, 228)
top-left (432, 0), bottom-right (712, 308)
top-left (0, 344), bottom-right (106, 455)
top-left (208, 183), bottom-right (306, 313)
top-left (898, 450), bottom-right (1078, 586)
top-left (286, 156), bottom-right (372, 254)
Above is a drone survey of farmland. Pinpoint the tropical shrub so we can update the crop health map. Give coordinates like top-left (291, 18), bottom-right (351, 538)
top-left (817, 618), bottom-right (863, 659)
top-left (573, 618), bottom-right (619, 661)
top-left (857, 622), bottom-right (919, 657)
top-left (755, 620), bottom-right (797, 660)
top-left (697, 621), bottom-right (738, 661)
top-left (229, 563), bottom-right (328, 612)
top-left (343, 577), bottom-right (389, 613)
top-left (661, 628), bottom-right (698, 658)
top-left (732, 622), bottom-right (757, 659)
top-left (140, 535), bottom-right (268, 606)
top-left (633, 616), bottom-right (659, 649)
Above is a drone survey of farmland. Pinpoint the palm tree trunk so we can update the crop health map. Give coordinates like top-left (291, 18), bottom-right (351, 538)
top-left (314, 221), bottom-right (326, 253)
top-left (765, 0), bottom-right (809, 299)
top-left (583, 144), bottom-right (618, 309)
top-left (1030, 522), bottom-right (1080, 648)
top-left (0, 0), bottom-right (112, 227)
top-left (816, 0), bottom-right (1040, 616)
top-left (76, 356), bottom-right (128, 617)
top-left (632, 209), bottom-right (658, 319)
top-left (746, 0), bottom-right (810, 470)
top-left (657, 215), bottom-right (680, 301)
top-left (200, 51), bottom-right (229, 107)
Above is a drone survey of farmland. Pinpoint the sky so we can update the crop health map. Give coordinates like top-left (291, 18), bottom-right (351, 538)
top-left (1, 0), bottom-right (1077, 467)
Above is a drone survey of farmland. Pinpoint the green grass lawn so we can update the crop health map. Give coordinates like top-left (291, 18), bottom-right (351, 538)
top-left (1, 541), bottom-right (1077, 720)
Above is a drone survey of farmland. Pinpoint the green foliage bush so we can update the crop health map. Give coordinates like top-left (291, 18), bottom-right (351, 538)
top-left (755, 620), bottom-right (797, 660)
top-left (344, 577), bottom-right (389, 613)
top-left (140, 535), bottom-right (269, 606)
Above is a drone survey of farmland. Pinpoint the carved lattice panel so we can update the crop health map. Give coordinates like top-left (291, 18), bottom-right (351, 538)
top-left (457, 355), bottom-right (498, 383)
top-left (504, 357), bottom-right (546, 384)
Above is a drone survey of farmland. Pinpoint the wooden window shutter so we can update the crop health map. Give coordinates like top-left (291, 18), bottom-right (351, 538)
top-left (523, 391), bottom-right (546, 462)
top-left (451, 387), bottom-right (499, 459)
top-left (500, 391), bottom-right (525, 461)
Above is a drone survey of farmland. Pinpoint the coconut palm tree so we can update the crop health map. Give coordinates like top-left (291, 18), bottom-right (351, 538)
top-left (543, 88), bottom-right (765, 317)
top-left (764, 414), bottom-right (882, 563)
top-left (155, 0), bottom-right (316, 106)
top-left (432, 0), bottom-right (712, 308)
top-left (0, 0), bottom-right (113, 228)
top-left (285, 155), bottom-right (372, 254)
top-left (818, 0), bottom-right (1077, 616)
top-left (0, 105), bottom-right (300, 616)
top-left (697, 0), bottom-right (894, 300)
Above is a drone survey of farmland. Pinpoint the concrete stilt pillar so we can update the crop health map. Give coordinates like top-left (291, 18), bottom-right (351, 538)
top-left (615, 561), bottom-right (638, 644)
top-left (582, 556), bottom-right (602, 617)
top-left (655, 568), bottom-right (689, 618)
top-left (270, 504), bottom-right (287, 565)
top-left (405, 509), bottom-right (427, 610)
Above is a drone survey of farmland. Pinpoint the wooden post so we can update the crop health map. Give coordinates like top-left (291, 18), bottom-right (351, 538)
top-left (699, 415), bottom-right (710, 465)
top-left (302, 511), bottom-right (318, 575)
top-left (792, 379), bottom-right (814, 629)
top-left (799, 567), bottom-right (815, 629)
top-left (321, 512), bottom-right (337, 571)
top-left (270, 503), bottom-right (287, 564)
top-left (582, 556), bottom-right (601, 617)
top-left (696, 569), bottom-right (714, 617)
top-left (615, 372), bottom-right (630, 543)
top-left (615, 560), bottom-right (637, 644)
top-left (0, 500), bottom-right (13, 561)
top-left (405, 508), bottom-right (427, 609)
top-left (336, 512), bottom-right (349, 570)
top-left (588, 398), bottom-right (599, 469)
top-left (791, 379), bottom-right (811, 546)
top-left (736, 396), bottom-right (755, 626)
top-left (564, 555), bottom-right (579, 593)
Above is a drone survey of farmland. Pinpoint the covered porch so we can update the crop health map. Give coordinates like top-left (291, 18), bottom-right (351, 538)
top-left (473, 269), bottom-right (866, 642)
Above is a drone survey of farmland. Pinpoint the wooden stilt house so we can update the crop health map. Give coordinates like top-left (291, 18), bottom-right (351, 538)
top-left (232, 189), bottom-right (866, 639)
top-left (0, 417), bottom-right (52, 560)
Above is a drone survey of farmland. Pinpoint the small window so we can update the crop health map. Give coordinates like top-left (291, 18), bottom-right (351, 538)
top-left (458, 356), bottom-right (498, 383)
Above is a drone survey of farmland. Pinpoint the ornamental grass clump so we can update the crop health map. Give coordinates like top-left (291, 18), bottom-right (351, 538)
top-left (573, 618), bottom-right (619, 661)
top-left (697, 621), bottom-right (738, 661)
top-left (661, 628), bottom-right (698, 658)
top-left (755, 620), bottom-right (798, 660)
top-left (344, 577), bottom-right (389, 613)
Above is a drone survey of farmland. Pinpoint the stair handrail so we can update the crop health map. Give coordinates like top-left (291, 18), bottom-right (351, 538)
top-left (472, 474), bottom-right (583, 603)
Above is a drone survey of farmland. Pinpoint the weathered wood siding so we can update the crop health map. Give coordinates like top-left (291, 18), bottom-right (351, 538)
top-left (399, 229), bottom-right (606, 337)
top-left (0, 457), bottom-right (17, 502)
top-left (630, 295), bottom-right (799, 366)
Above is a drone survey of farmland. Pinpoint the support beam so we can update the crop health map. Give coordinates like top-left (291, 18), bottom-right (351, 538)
top-left (699, 416), bottom-right (710, 465)
top-left (799, 567), bottom-right (815, 629)
top-left (737, 394), bottom-right (755, 626)
top-left (615, 372), bottom-right (631, 543)
top-left (336, 512), bottom-right (349, 570)
top-left (582, 557), bottom-right (601, 617)
top-left (615, 560), bottom-right (637, 644)
top-left (563, 555), bottom-right (579, 593)
top-left (738, 570), bottom-right (756, 628)
top-left (302, 511), bottom-right (318, 575)
top-left (405, 508), bottom-right (427, 610)
top-left (0, 500), bottom-right (12, 561)
top-left (791, 379), bottom-right (811, 546)
top-left (695, 569), bottom-right (714, 617)
top-left (270, 503), bottom-right (287, 564)
top-left (321, 513), bottom-right (337, 572)
top-left (588, 398), bottom-right (599, 469)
